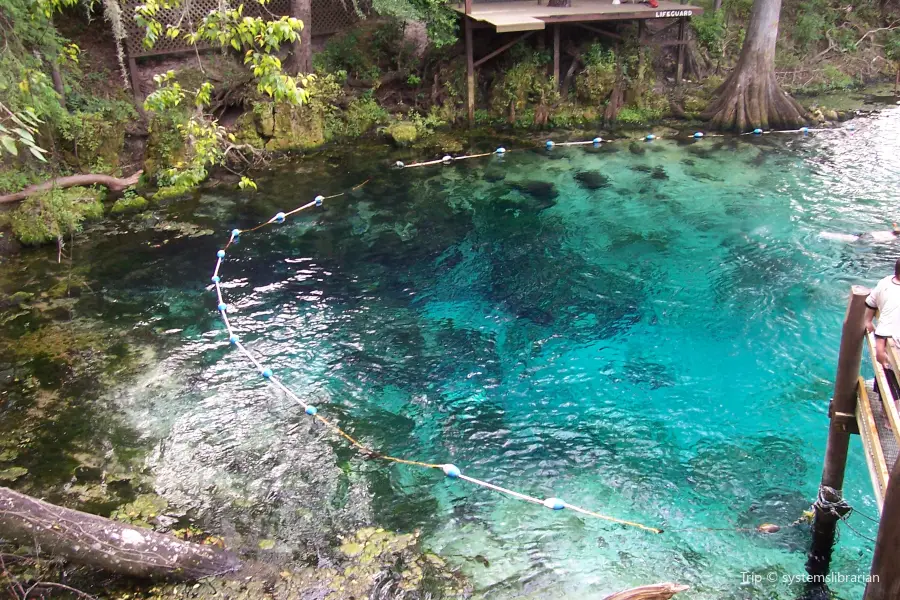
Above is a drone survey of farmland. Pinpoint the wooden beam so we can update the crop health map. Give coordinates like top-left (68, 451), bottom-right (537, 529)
top-left (574, 22), bottom-right (623, 41)
top-left (645, 19), bottom-right (682, 40)
top-left (676, 16), bottom-right (686, 85)
top-left (553, 24), bottom-right (560, 85)
top-left (465, 16), bottom-right (474, 126)
top-left (473, 30), bottom-right (536, 68)
top-left (856, 377), bottom-right (889, 511)
top-left (865, 457), bottom-right (900, 600)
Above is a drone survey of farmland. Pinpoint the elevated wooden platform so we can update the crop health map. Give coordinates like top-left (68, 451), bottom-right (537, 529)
top-left (453, 0), bottom-right (702, 32)
top-left (857, 334), bottom-right (900, 512)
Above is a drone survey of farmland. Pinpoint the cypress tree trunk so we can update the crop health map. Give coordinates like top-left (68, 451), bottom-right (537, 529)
top-left (0, 487), bottom-right (241, 579)
top-left (703, 0), bottom-right (806, 131)
top-left (288, 0), bottom-right (312, 74)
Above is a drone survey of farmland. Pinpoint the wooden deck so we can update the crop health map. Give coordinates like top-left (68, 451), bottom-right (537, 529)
top-left (454, 0), bottom-right (702, 32)
top-left (856, 334), bottom-right (900, 512)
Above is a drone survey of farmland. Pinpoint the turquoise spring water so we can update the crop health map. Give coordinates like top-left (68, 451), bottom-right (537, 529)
top-left (67, 110), bottom-right (900, 599)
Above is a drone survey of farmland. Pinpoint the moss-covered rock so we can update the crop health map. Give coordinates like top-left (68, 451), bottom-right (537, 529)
top-left (265, 103), bottom-right (326, 152)
top-left (58, 107), bottom-right (132, 173)
top-left (386, 121), bottom-right (418, 146)
top-left (111, 194), bottom-right (149, 214)
top-left (232, 111), bottom-right (265, 149)
top-left (144, 113), bottom-right (188, 179)
top-left (9, 187), bottom-right (104, 245)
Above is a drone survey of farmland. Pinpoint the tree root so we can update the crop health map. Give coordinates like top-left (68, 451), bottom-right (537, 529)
top-left (0, 171), bottom-right (143, 205)
top-left (703, 69), bottom-right (806, 131)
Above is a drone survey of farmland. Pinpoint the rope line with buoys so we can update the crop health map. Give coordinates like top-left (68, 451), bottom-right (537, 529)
top-left (208, 124), bottom-right (842, 537)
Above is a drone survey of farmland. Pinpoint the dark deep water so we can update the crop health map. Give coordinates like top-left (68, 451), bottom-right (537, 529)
top-left (4, 112), bottom-right (900, 598)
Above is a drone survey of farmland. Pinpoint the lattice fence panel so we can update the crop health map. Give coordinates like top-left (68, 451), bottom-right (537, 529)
top-left (121, 0), bottom-right (360, 58)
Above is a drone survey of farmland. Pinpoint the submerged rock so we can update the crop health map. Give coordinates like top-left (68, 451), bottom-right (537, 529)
top-left (651, 166), bottom-right (668, 180)
top-left (631, 165), bottom-right (652, 174)
top-left (629, 142), bottom-right (646, 155)
top-left (574, 171), bottom-right (610, 190)
top-left (509, 180), bottom-right (559, 203)
top-left (483, 167), bottom-right (506, 183)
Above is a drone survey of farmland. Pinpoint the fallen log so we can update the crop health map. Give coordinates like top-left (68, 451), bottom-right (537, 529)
top-left (603, 582), bottom-right (689, 600)
top-left (0, 486), bottom-right (241, 579)
top-left (0, 171), bottom-right (143, 205)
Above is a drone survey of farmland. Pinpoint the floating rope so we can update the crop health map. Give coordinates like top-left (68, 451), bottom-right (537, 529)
top-left (209, 125), bottom-right (836, 536)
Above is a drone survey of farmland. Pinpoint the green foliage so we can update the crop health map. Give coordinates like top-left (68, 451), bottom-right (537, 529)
top-left (57, 101), bottom-right (136, 172)
top-left (692, 11), bottom-right (726, 57)
top-left (367, 0), bottom-right (457, 47)
top-left (111, 190), bottom-right (149, 214)
top-left (885, 31), bottom-right (900, 62)
top-left (576, 44), bottom-right (617, 103)
top-left (615, 104), bottom-right (667, 125)
top-left (343, 98), bottom-right (390, 136)
top-left (490, 48), bottom-right (553, 119)
top-left (313, 22), bottom-right (418, 81)
top-left (9, 187), bottom-right (103, 245)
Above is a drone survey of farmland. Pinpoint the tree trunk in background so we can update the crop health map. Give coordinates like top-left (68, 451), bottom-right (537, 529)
top-left (0, 487), bottom-right (241, 579)
top-left (713, 0), bottom-right (722, 11)
top-left (288, 0), bottom-right (312, 74)
top-left (703, 0), bottom-right (806, 130)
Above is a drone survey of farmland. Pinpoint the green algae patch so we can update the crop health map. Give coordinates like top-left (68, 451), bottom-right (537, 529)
top-left (0, 466), bottom-right (28, 481)
top-left (111, 494), bottom-right (169, 528)
top-left (111, 195), bottom-right (150, 214)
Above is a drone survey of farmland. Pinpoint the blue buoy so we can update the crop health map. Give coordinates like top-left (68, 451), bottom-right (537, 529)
top-left (592, 137), bottom-right (602, 145)
top-left (274, 212), bottom-right (286, 223)
top-left (315, 195), bottom-right (324, 207)
top-left (217, 302), bottom-right (227, 312)
top-left (231, 228), bottom-right (241, 238)
top-left (395, 160), bottom-right (405, 169)
top-left (543, 497), bottom-right (566, 510)
top-left (305, 406), bottom-right (318, 415)
top-left (442, 155), bottom-right (453, 163)
top-left (645, 134), bottom-right (655, 141)
top-left (693, 132), bottom-right (704, 139)
top-left (217, 250), bottom-right (225, 259)
top-left (229, 335), bottom-right (238, 344)
top-left (495, 147), bottom-right (506, 155)
top-left (848, 124), bottom-right (856, 131)
top-left (211, 275), bottom-right (220, 283)
top-left (545, 140), bottom-right (554, 149)
top-left (441, 464), bottom-right (461, 478)
top-left (800, 126), bottom-right (809, 134)
top-left (753, 128), bottom-right (763, 135)
top-left (261, 368), bottom-right (272, 379)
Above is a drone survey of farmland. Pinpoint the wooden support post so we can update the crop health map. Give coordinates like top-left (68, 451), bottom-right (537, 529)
top-left (553, 24), bottom-right (561, 86)
top-left (464, 0), bottom-right (471, 14)
top-left (128, 56), bottom-right (143, 108)
top-left (676, 17), bottom-right (686, 85)
top-left (807, 285), bottom-right (870, 578)
top-left (865, 457), bottom-right (900, 600)
top-left (465, 16), bottom-right (475, 127)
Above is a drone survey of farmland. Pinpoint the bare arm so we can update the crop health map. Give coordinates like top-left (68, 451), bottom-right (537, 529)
top-left (866, 306), bottom-right (877, 333)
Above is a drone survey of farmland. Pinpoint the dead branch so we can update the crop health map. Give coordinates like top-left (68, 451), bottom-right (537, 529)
top-left (0, 171), bottom-right (143, 205)
top-left (855, 21), bottom-right (900, 48)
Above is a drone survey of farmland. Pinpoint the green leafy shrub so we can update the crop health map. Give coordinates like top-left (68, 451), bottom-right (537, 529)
top-left (10, 187), bottom-right (104, 245)
top-left (692, 11), bottom-right (726, 57)
top-left (490, 48), bottom-right (554, 122)
top-left (57, 101), bottom-right (136, 172)
top-left (576, 44), bottom-right (617, 104)
top-left (111, 190), bottom-right (149, 214)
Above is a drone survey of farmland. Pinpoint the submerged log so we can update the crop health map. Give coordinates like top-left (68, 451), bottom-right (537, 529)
top-left (0, 171), bottom-right (142, 205)
top-left (603, 582), bottom-right (689, 600)
top-left (0, 487), bottom-right (241, 579)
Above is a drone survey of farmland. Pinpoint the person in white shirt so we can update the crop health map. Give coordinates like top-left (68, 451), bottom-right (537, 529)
top-left (865, 259), bottom-right (900, 368)
top-left (820, 223), bottom-right (900, 244)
